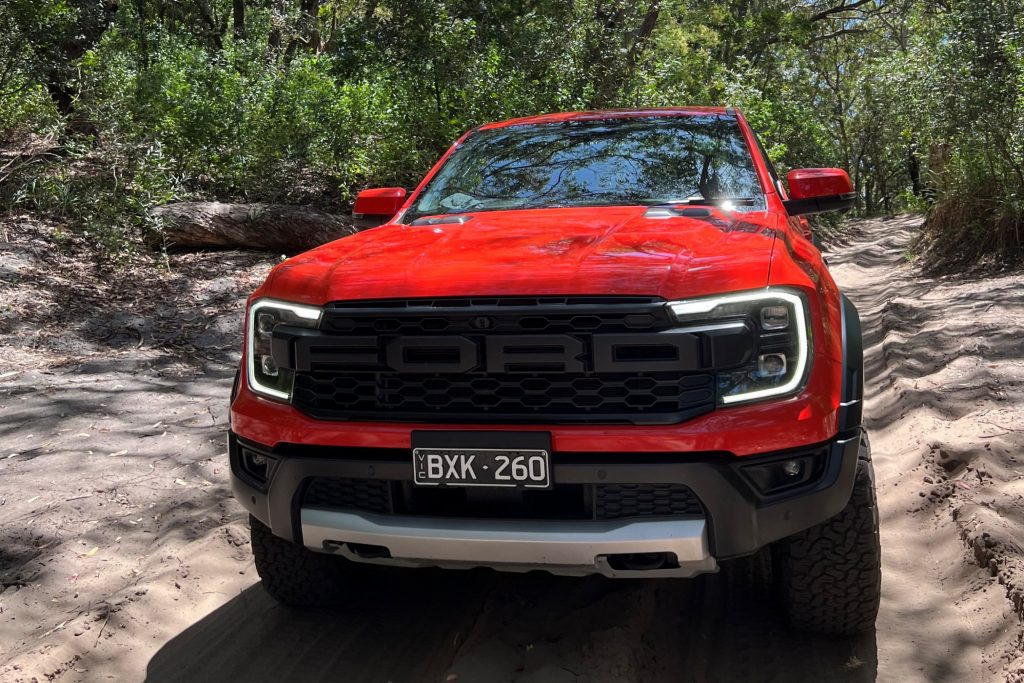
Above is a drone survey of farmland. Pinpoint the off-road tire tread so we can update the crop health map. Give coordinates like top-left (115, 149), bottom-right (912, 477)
top-left (250, 515), bottom-right (347, 606)
top-left (776, 437), bottom-right (881, 635)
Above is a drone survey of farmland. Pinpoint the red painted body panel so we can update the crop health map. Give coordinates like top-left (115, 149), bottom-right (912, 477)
top-left (231, 376), bottom-right (837, 457)
top-left (263, 207), bottom-right (776, 305)
top-left (232, 108), bottom-right (847, 458)
top-left (353, 187), bottom-right (406, 216)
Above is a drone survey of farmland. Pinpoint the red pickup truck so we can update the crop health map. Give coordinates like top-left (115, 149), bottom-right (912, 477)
top-left (229, 107), bottom-right (879, 635)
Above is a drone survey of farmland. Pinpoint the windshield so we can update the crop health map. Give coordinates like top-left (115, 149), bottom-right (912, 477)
top-left (404, 115), bottom-right (766, 221)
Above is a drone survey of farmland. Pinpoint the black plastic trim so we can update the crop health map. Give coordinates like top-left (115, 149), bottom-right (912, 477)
top-left (784, 192), bottom-right (856, 216)
top-left (231, 429), bottom-right (861, 559)
top-left (276, 297), bottom-right (740, 425)
top-left (284, 401), bottom-right (716, 427)
top-left (838, 294), bottom-right (864, 431)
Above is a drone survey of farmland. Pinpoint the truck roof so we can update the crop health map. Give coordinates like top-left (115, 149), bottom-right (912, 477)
top-left (478, 107), bottom-right (734, 130)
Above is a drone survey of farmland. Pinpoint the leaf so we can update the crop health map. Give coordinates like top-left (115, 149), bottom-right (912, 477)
top-left (108, 450), bottom-right (128, 457)
top-left (82, 547), bottom-right (99, 557)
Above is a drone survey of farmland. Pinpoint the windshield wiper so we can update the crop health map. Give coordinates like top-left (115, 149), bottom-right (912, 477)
top-left (519, 195), bottom-right (694, 210)
top-left (672, 197), bottom-right (760, 207)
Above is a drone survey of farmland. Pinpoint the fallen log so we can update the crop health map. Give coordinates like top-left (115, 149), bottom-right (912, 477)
top-left (149, 202), bottom-right (356, 252)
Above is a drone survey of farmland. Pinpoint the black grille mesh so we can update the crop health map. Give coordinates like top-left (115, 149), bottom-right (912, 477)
top-left (322, 306), bottom-right (664, 336)
top-left (291, 297), bottom-right (719, 424)
top-left (595, 483), bottom-right (703, 519)
top-left (293, 372), bottom-right (714, 419)
top-left (302, 477), bottom-right (703, 521)
top-left (303, 477), bottom-right (392, 514)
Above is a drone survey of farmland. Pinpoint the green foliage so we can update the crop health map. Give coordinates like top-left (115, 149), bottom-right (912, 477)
top-left (0, 0), bottom-right (1022, 264)
top-left (909, 0), bottom-right (1024, 264)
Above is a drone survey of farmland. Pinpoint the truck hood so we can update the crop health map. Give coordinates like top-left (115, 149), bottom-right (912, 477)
top-left (263, 206), bottom-right (779, 304)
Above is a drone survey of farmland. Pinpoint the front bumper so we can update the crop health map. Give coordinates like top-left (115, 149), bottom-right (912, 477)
top-left (302, 509), bottom-right (716, 578)
top-left (230, 428), bottom-right (861, 575)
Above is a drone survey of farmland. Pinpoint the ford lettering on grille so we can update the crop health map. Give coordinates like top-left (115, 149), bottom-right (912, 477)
top-left (273, 298), bottom-right (753, 424)
top-left (286, 332), bottom-right (744, 374)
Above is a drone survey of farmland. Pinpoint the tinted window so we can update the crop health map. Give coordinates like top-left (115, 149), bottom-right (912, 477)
top-left (405, 115), bottom-right (765, 221)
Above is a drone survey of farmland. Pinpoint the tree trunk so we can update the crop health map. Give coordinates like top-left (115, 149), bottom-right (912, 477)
top-left (149, 202), bottom-right (356, 252)
top-left (908, 140), bottom-right (921, 196)
top-left (46, 0), bottom-right (120, 122)
top-left (233, 0), bottom-right (246, 39)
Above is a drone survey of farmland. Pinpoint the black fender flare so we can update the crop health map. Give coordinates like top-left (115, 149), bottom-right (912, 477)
top-left (229, 363), bottom-right (242, 428)
top-left (837, 294), bottom-right (864, 432)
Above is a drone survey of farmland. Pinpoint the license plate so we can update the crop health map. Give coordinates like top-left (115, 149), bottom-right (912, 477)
top-left (413, 448), bottom-right (551, 488)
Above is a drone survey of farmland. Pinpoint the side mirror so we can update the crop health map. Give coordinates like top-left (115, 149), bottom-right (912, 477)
top-left (784, 168), bottom-right (856, 216)
top-left (353, 187), bottom-right (407, 228)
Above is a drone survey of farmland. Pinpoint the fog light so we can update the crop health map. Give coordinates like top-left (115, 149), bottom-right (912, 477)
top-left (261, 354), bottom-right (279, 377)
top-left (761, 305), bottom-right (790, 330)
top-left (740, 452), bottom-right (823, 497)
top-left (238, 447), bottom-right (274, 489)
top-left (756, 353), bottom-right (787, 378)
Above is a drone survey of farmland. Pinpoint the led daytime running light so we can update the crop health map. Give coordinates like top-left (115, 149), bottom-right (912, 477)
top-left (246, 299), bottom-right (322, 400)
top-left (667, 289), bottom-right (810, 404)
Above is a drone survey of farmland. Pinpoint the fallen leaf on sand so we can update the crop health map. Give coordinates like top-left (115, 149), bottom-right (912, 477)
top-left (108, 450), bottom-right (128, 457)
top-left (82, 547), bottom-right (99, 557)
top-left (174, 478), bottom-right (188, 486)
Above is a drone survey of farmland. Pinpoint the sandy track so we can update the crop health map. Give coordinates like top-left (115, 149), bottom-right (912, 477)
top-left (2, 216), bottom-right (1023, 681)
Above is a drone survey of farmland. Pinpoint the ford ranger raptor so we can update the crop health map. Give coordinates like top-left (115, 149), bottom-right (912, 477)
top-left (229, 107), bottom-right (880, 635)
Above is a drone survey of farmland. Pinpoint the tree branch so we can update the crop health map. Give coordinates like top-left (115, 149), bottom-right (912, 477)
top-left (808, 28), bottom-right (869, 42)
top-left (809, 0), bottom-right (877, 23)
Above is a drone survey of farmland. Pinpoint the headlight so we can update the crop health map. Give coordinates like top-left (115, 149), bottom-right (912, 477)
top-left (667, 289), bottom-right (811, 405)
top-left (246, 299), bottom-right (322, 400)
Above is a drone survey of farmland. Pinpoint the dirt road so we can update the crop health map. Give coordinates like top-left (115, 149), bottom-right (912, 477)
top-left (2, 216), bottom-right (1023, 681)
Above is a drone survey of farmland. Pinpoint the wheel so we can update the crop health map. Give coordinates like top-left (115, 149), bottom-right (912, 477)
top-left (773, 435), bottom-right (881, 635)
top-left (250, 515), bottom-right (352, 606)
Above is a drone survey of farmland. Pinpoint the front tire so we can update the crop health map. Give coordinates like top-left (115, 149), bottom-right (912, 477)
top-left (774, 436), bottom-right (881, 635)
top-left (250, 515), bottom-right (351, 606)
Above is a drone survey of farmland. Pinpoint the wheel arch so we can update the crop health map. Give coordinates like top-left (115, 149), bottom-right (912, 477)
top-left (837, 293), bottom-right (864, 433)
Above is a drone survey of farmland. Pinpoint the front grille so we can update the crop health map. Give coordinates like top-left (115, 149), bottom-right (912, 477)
top-left (302, 477), bottom-right (703, 521)
top-left (304, 477), bottom-right (392, 514)
top-left (320, 296), bottom-right (665, 336)
top-left (286, 297), bottom-right (726, 425)
top-left (293, 372), bottom-right (714, 419)
top-left (595, 483), bottom-right (703, 519)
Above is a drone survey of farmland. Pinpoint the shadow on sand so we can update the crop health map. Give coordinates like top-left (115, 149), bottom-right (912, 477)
top-left (146, 562), bottom-right (877, 683)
